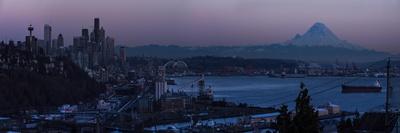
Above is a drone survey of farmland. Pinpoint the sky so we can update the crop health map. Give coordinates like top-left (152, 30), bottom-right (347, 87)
top-left (0, 0), bottom-right (399, 53)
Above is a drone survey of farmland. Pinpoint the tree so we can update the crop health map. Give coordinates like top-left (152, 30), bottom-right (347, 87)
top-left (292, 82), bottom-right (320, 133)
top-left (337, 111), bottom-right (359, 133)
top-left (337, 113), bottom-right (347, 133)
top-left (276, 82), bottom-right (320, 133)
top-left (352, 111), bottom-right (360, 128)
top-left (276, 105), bottom-right (293, 133)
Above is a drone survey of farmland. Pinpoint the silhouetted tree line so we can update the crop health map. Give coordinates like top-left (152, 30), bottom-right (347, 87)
top-left (0, 46), bottom-right (105, 114)
top-left (336, 112), bottom-right (361, 133)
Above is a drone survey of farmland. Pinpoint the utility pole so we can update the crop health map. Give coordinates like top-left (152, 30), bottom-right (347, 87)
top-left (385, 57), bottom-right (391, 129)
top-left (96, 111), bottom-right (102, 133)
top-left (386, 58), bottom-right (390, 113)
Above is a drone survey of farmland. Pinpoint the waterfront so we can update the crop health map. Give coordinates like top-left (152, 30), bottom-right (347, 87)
top-left (171, 76), bottom-right (399, 112)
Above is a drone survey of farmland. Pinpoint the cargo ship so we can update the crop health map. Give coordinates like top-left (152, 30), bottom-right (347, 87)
top-left (341, 80), bottom-right (382, 93)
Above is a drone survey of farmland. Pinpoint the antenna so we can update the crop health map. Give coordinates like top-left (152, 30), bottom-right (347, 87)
top-left (28, 24), bottom-right (34, 36)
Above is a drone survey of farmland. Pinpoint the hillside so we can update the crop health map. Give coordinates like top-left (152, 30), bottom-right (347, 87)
top-left (0, 46), bottom-right (105, 113)
top-left (127, 56), bottom-right (301, 75)
top-left (123, 44), bottom-right (389, 63)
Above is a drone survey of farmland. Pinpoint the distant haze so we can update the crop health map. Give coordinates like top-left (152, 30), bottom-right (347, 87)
top-left (0, 0), bottom-right (399, 53)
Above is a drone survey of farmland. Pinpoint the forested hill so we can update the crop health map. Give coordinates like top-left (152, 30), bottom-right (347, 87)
top-left (0, 45), bottom-right (105, 113)
top-left (123, 44), bottom-right (390, 63)
top-left (127, 56), bottom-right (302, 75)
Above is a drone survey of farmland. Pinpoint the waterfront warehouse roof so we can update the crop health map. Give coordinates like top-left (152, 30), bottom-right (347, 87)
top-left (251, 112), bottom-right (280, 119)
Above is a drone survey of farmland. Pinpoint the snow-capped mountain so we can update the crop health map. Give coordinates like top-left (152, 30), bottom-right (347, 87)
top-left (122, 22), bottom-right (391, 62)
top-left (287, 22), bottom-right (362, 49)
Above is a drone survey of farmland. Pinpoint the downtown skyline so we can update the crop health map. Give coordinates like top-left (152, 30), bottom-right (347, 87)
top-left (0, 0), bottom-right (400, 53)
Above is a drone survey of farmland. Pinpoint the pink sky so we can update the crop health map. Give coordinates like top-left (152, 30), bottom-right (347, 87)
top-left (0, 0), bottom-right (399, 53)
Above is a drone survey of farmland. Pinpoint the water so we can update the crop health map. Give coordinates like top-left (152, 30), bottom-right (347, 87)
top-left (169, 76), bottom-right (400, 112)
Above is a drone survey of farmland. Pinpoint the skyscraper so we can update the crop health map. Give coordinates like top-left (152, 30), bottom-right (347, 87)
top-left (94, 18), bottom-right (100, 31)
top-left (44, 24), bottom-right (52, 55)
top-left (120, 46), bottom-right (126, 64)
top-left (94, 18), bottom-right (100, 43)
top-left (105, 37), bottom-right (115, 64)
top-left (100, 27), bottom-right (107, 65)
top-left (57, 34), bottom-right (64, 48)
top-left (73, 37), bottom-right (83, 49)
top-left (81, 29), bottom-right (89, 43)
top-left (71, 18), bottom-right (116, 68)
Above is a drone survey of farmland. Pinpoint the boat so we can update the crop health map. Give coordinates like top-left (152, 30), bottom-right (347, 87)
top-left (341, 80), bottom-right (382, 93)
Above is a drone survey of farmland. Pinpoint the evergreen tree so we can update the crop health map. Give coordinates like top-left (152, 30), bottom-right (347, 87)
top-left (352, 111), bottom-right (360, 128)
top-left (337, 112), bottom-right (359, 133)
top-left (276, 82), bottom-right (321, 133)
top-left (337, 112), bottom-right (347, 133)
top-left (292, 82), bottom-right (320, 133)
top-left (276, 105), bottom-right (292, 133)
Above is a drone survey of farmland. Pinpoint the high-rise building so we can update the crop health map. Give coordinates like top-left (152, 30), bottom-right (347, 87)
top-left (155, 66), bottom-right (167, 101)
top-left (73, 36), bottom-right (89, 60)
top-left (99, 27), bottom-right (105, 42)
top-left (73, 37), bottom-right (82, 49)
top-left (44, 24), bottom-right (52, 55)
top-left (99, 27), bottom-right (107, 65)
top-left (57, 34), bottom-right (64, 48)
top-left (94, 18), bottom-right (100, 43)
top-left (119, 46), bottom-right (126, 64)
top-left (90, 31), bottom-right (95, 43)
top-left (71, 18), bottom-right (116, 69)
top-left (52, 39), bottom-right (57, 50)
top-left (94, 18), bottom-right (100, 31)
top-left (105, 37), bottom-right (115, 63)
top-left (81, 29), bottom-right (89, 42)
top-left (56, 34), bottom-right (64, 48)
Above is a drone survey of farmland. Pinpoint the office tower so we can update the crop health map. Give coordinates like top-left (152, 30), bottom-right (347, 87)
top-left (90, 31), bottom-right (95, 43)
top-left (57, 34), bottom-right (64, 48)
top-left (105, 37), bottom-right (115, 64)
top-left (119, 46), bottom-right (126, 64)
top-left (155, 66), bottom-right (167, 101)
top-left (80, 29), bottom-right (89, 50)
top-left (81, 29), bottom-right (89, 42)
top-left (99, 27), bottom-right (105, 42)
top-left (94, 18), bottom-right (100, 43)
top-left (52, 39), bottom-right (57, 50)
top-left (99, 27), bottom-right (107, 65)
top-left (94, 18), bottom-right (100, 31)
top-left (73, 37), bottom-right (83, 50)
top-left (44, 24), bottom-right (52, 55)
